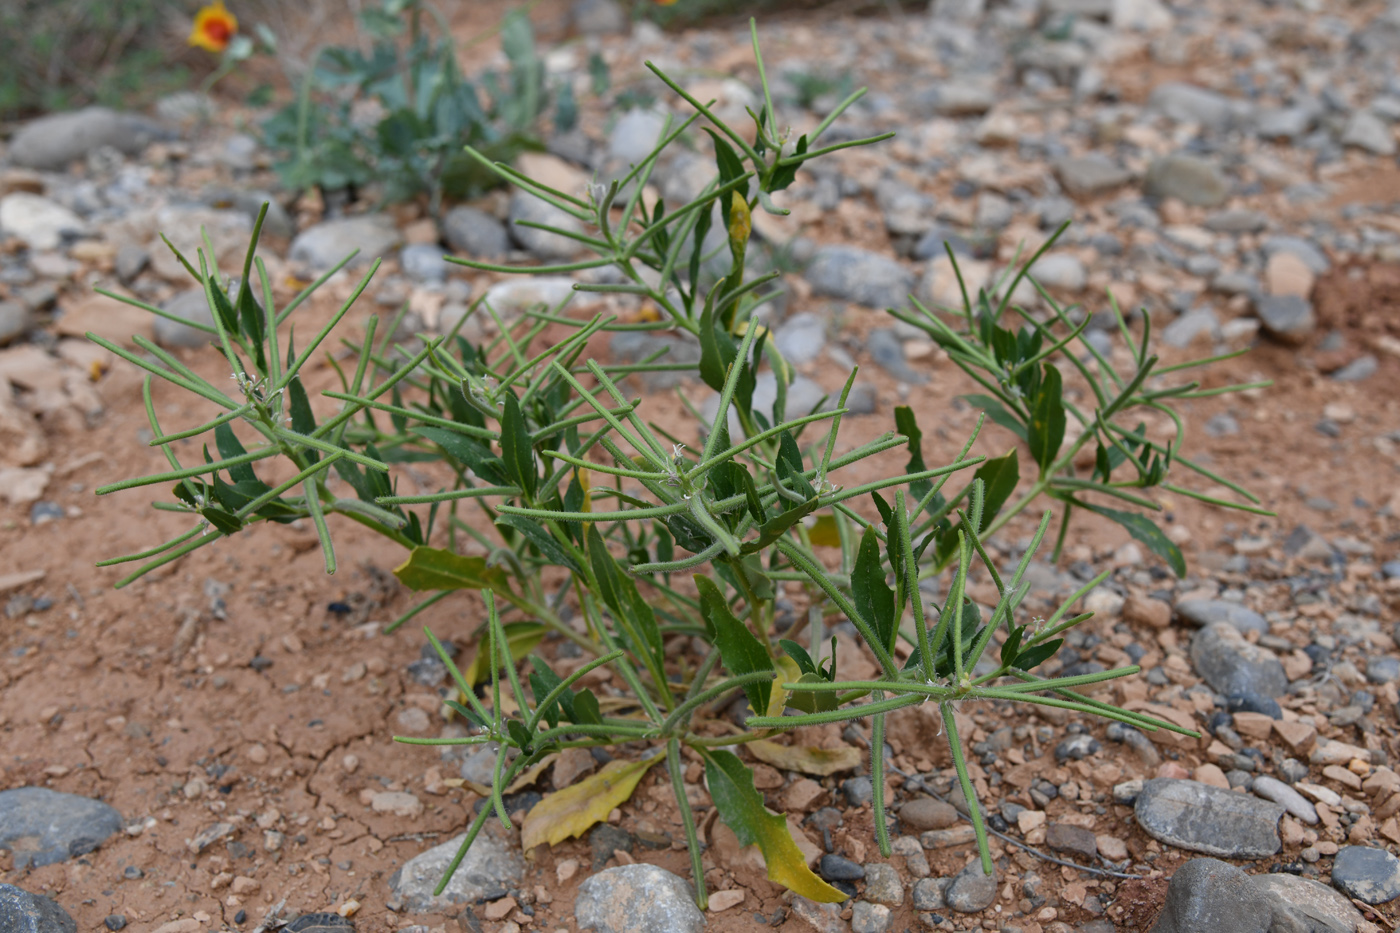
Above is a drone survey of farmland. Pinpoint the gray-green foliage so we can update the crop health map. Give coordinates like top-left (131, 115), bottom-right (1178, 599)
top-left (93, 20), bottom-right (1265, 907)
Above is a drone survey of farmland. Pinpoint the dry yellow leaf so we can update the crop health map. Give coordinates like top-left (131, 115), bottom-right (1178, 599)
top-left (748, 739), bottom-right (862, 777)
top-left (462, 753), bottom-right (558, 797)
top-left (520, 756), bottom-right (661, 851)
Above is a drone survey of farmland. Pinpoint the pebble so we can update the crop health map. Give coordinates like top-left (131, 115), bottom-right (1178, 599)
top-left (442, 205), bottom-right (509, 258)
top-left (608, 108), bottom-right (669, 164)
top-left (944, 859), bottom-right (997, 913)
top-left (1146, 858), bottom-right (1275, 933)
top-left (290, 216), bottom-right (403, 269)
top-left (1045, 823), bottom-right (1097, 860)
top-left (911, 877), bottom-right (949, 911)
top-left (1331, 355), bottom-right (1378, 383)
top-left (774, 312), bottom-right (827, 365)
top-left (1249, 776), bottom-right (1318, 825)
top-left (572, 0), bottom-right (627, 35)
top-left (862, 863), bottom-right (903, 906)
top-left (1134, 778), bottom-right (1284, 858)
top-left (1175, 600), bottom-right (1267, 635)
top-left (1144, 154), bottom-right (1230, 207)
top-left (389, 824), bottom-right (523, 912)
top-left (898, 798), bottom-right (958, 832)
top-left (508, 190), bottom-right (584, 259)
top-left (1330, 846), bottom-right (1400, 905)
top-left (0, 302), bottom-right (31, 346)
top-left (1148, 83), bottom-right (1249, 132)
top-left (1030, 253), bottom-right (1086, 291)
top-left (819, 853), bottom-right (865, 882)
top-left (0, 193), bottom-right (87, 250)
top-left (1191, 623), bottom-right (1289, 698)
top-left (805, 246), bottom-right (914, 310)
top-left (0, 884), bottom-right (77, 933)
top-left (8, 106), bottom-right (167, 171)
top-left (850, 902), bottom-right (892, 933)
top-left (1340, 110), bottom-right (1397, 156)
top-left (155, 287), bottom-right (218, 349)
top-left (1054, 734), bottom-right (1101, 761)
top-left (0, 787), bottom-right (123, 868)
top-left (1255, 294), bottom-right (1316, 344)
top-left (399, 244), bottom-right (448, 283)
top-left (865, 328), bottom-right (926, 383)
top-left (574, 864), bottom-right (705, 933)
top-left (1054, 154), bottom-right (1132, 198)
top-left (842, 776), bottom-right (874, 807)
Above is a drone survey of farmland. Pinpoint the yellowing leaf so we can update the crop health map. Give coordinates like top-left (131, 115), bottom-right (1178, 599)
top-left (766, 656), bottom-right (802, 718)
top-left (461, 622), bottom-right (547, 687)
top-left (807, 514), bottom-right (842, 547)
top-left (576, 468), bottom-right (592, 514)
top-left (462, 753), bottom-right (558, 797)
top-left (748, 740), bottom-right (862, 777)
top-left (520, 757), bottom-right (661, 851)
top-left (704, 749), bottom-right (844, 903)
top-left (728, 190), bottom-right (752, 250)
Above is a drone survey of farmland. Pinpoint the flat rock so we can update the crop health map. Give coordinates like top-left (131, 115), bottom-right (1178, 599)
top-left (9, 107), bottom-right (169, 171)
top-left (1054, 154), bottom-right (1132, 198)
top-left (899, 798), bottom-right (958, 832)
top-left (574, 864), bottom-right (705, 933)
top-left (1331, 846), bottom-right (1400, 905)
top-left (1144, 154), bottom-right (1229, 207)
top-left (1148, 858), bottom-right (1273, 933)
top-left (481, 277), bottom-right (576, 318)
top-left (945, 859), bottom-right (996, 912)
top-left (1191, 622), bottom-right (1289, 698)
top-left (1148, 83), bottom-right (1249, 132)
top-left (1135, 778), bottom-right (1283, 858)
top-left (1176, 599), bottom-right (1267, 635)
top-left (1341, 110), bottom-right (1397, 156)
top-left (0, 884), bottom-right (77, 933)
top-left (805, 246), bottom-right (914, 309)
top-left (0, 194), bottom-right (87, 251)
top-left (1256, 294), bottom-right (1316, 344)
top-left (1250, 776), bottom-right (1318, 825)
top-left (0, 787), bottom-right (123, 868)
top-left (389, 824), bottom-right (524, 912)
top-left (508, 190), bottom-right (585, 260)
top-left (155, 288), bottom-right (217, 349)
top-left (442, 206), bottom-right (509, 258)
top-left (290, 216), bottom-right (402, 269)
top-left (1253, 873), bottom-right (1366, 932)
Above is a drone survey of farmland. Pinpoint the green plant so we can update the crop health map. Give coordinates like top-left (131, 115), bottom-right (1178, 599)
top-left (90, 20), bottom-right (1265, 908)
top-left (261, 1), bottom-right (573, 211)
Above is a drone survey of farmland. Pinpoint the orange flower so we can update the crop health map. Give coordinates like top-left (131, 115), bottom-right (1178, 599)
top-left (189, 2), bottom-right (238, 53)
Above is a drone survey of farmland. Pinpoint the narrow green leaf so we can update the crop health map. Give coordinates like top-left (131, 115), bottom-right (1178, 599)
top-left (499, 392), bottom-right (537, 499)
top-left (851, 526), bottom-right (896, 652)
top-left (1027, 363), bottom-right (1066, 473)
top-left (497, 515), bottom-right (581, 573)
top-left (1013, 638), bottom-right (1063, 671)
top-left (695, 576), bottom-right (773, 716)
top-left (1078, 502), bottom-right (1187, 577)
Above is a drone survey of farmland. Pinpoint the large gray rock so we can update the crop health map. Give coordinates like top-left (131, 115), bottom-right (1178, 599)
top-left (1148, 859), bottom-right (1273, 933)
top-left (1134, 779), bottom-right (1283, 858)
top-left (1054, 154), bottom-right (1132, 198)
top-left (509, 190), bottom-right (586, 259)
top-left (0, 787), bottom-right (123, 868)
top-left (1148, 83), bottom-right (1251, 132)
top-left (944, 859), bottom-right (997, 913)
top-left (0, 301), bottom-right (31, 347)
top-left (608, 109), bottom-right (669, 165)
top-left (389, 824), bottom-right (524, 912)
top-left (574, 864), bottom-right (705, 933)
top-left (1341, 111), bottom-right (1397, 156)
top-left (9, 107), bottom-right (168, 171)
top-left (1176, 599), bottom-right (1267, 635)
top-left (1144, 154), bottom-right (1230, 207)
top-left (1191, 622), bottom-right (1289, 698)
top-left (805, 246), bottom-right (914, 309)
top-left (156, 287), bottom-right (217, 349)
top-left (1256, 295), bottom-right (1316, 344)
top-left (1331, 846), bottom-right (1400, 906)
top-left (0, 885), bottom-right (76, 933)
top-left (1253, 873), bottom-right (1366, 932)
top-left (443, 205), bottom-right (510, 258)
top-left (290, 216), bottom-right (402, 269)
top-left (0, 194), bottom-right (87, 250)
top-left (1262, 236), bottom-right (1331, 274)
top-left (400, 244), bottom-right (448, 283)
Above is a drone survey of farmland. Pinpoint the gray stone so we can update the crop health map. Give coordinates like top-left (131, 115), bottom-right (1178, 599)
top-left (1046, 823), bottom-right (1097, 860)
top-left (389, 824), bottom-right (524, 912)
top-left (1055, 734), bottom-right (1101, 761)
top-left (1262, 237), bottom-right (1330, 274)
top-left (930, 0), bottom-right (985, 21)
top-left (1256, 295), bottom-right (1316, 344)
top-left (1368, 657), bottom-right (1400, 684)
top-left (1331, 846), bottom-right (1400, 905)
top-left (1031, 254), bottom-right (1086, 290)
top-left (0, 885), bottom-right (76, 933)
top-left (115, 244), bottom-right (150, 284)
top-left (1213, 272), bottom-right (1261, 296)
top-left (917, 81), bottom-right (997, 117)
top-left (155, 280), bottom-right (261, 349)
top-left (1147, 858), bottom-right (1273, 933)
top-left (1176, 600), bottom-right (1268, 635)
top-left (0, 787), bottom-right (123, 868)
top-left (820, 854), bottom-right (866, 881)
top-left (790, 896), bottom-right (847, 933)
top-left (609, 109), bottom-right (669, 165)
top-left (0, 194), bottom-right (87, 250)
top-left (1250, 776), bottom-right (1318, 825)
top-left (975, 192), bottom-right (1014, 230)
top-left (1253, 873), bottom-right (1367, 933)
top-left (1256, 106), bottom-right (1318, 140)
top-left (1134, 778), bottom-right (1283, 858)
top-left (442, 206), bottom-right (510, 258)
top-left (911, 877), bottom-right (949, 911)
top-left (1192, 623), bottom-right (1288, 698)
top-left (1014, 39), bottom-right (1088, 86)
top-left (1204, 209), bottom-right (1269, 234)
top-left (774, 312), bottom-right (827, 365)
top-left (290, 216), bottom-right (402, 269)
top-left (482, 277), bottom-right (576, 318)
top-left (876, 179), bottom-right (934, 236)
top-left (400, 244), bottom-right (448, 283)
top-left (1341, 111), bottom-right (1397, 156)
top-left (1161, 309), bottom-right (1219, 348)
top-left (805, 246), bottom-right (914, 310)
top-left (571, 0), bottom-right (627, 35)
top-left (1144, 154), bottom-right (1230, 207)
top-left (508, 191), bottom-right (585, 260)
top-left (862, 863), bottom-right (903, 906)
top-left (866, 328), bottom-right (927, 384)
top-left (1331, 355), bottom-right (1378, 383)
top-left (201, 188), bottom-right (295, 240)
top-left (9, 107), bottom-right (168, 171)
top-left (944, 859), bottom-right (996, 912)
top-left (574, 864), bottom-right (704, 933)
top-left (0, 301), bottom-right (30, 346)
top-left (1054, 154), bottom-right (1132, 198)
top-left (1148, 83), bottom-right (1250, 132)
top-left (850, 902), bottom-right (892, 933)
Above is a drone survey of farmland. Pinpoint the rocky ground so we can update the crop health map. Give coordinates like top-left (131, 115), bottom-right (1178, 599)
top-left (2, 0), bottom-right (1400, 932)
